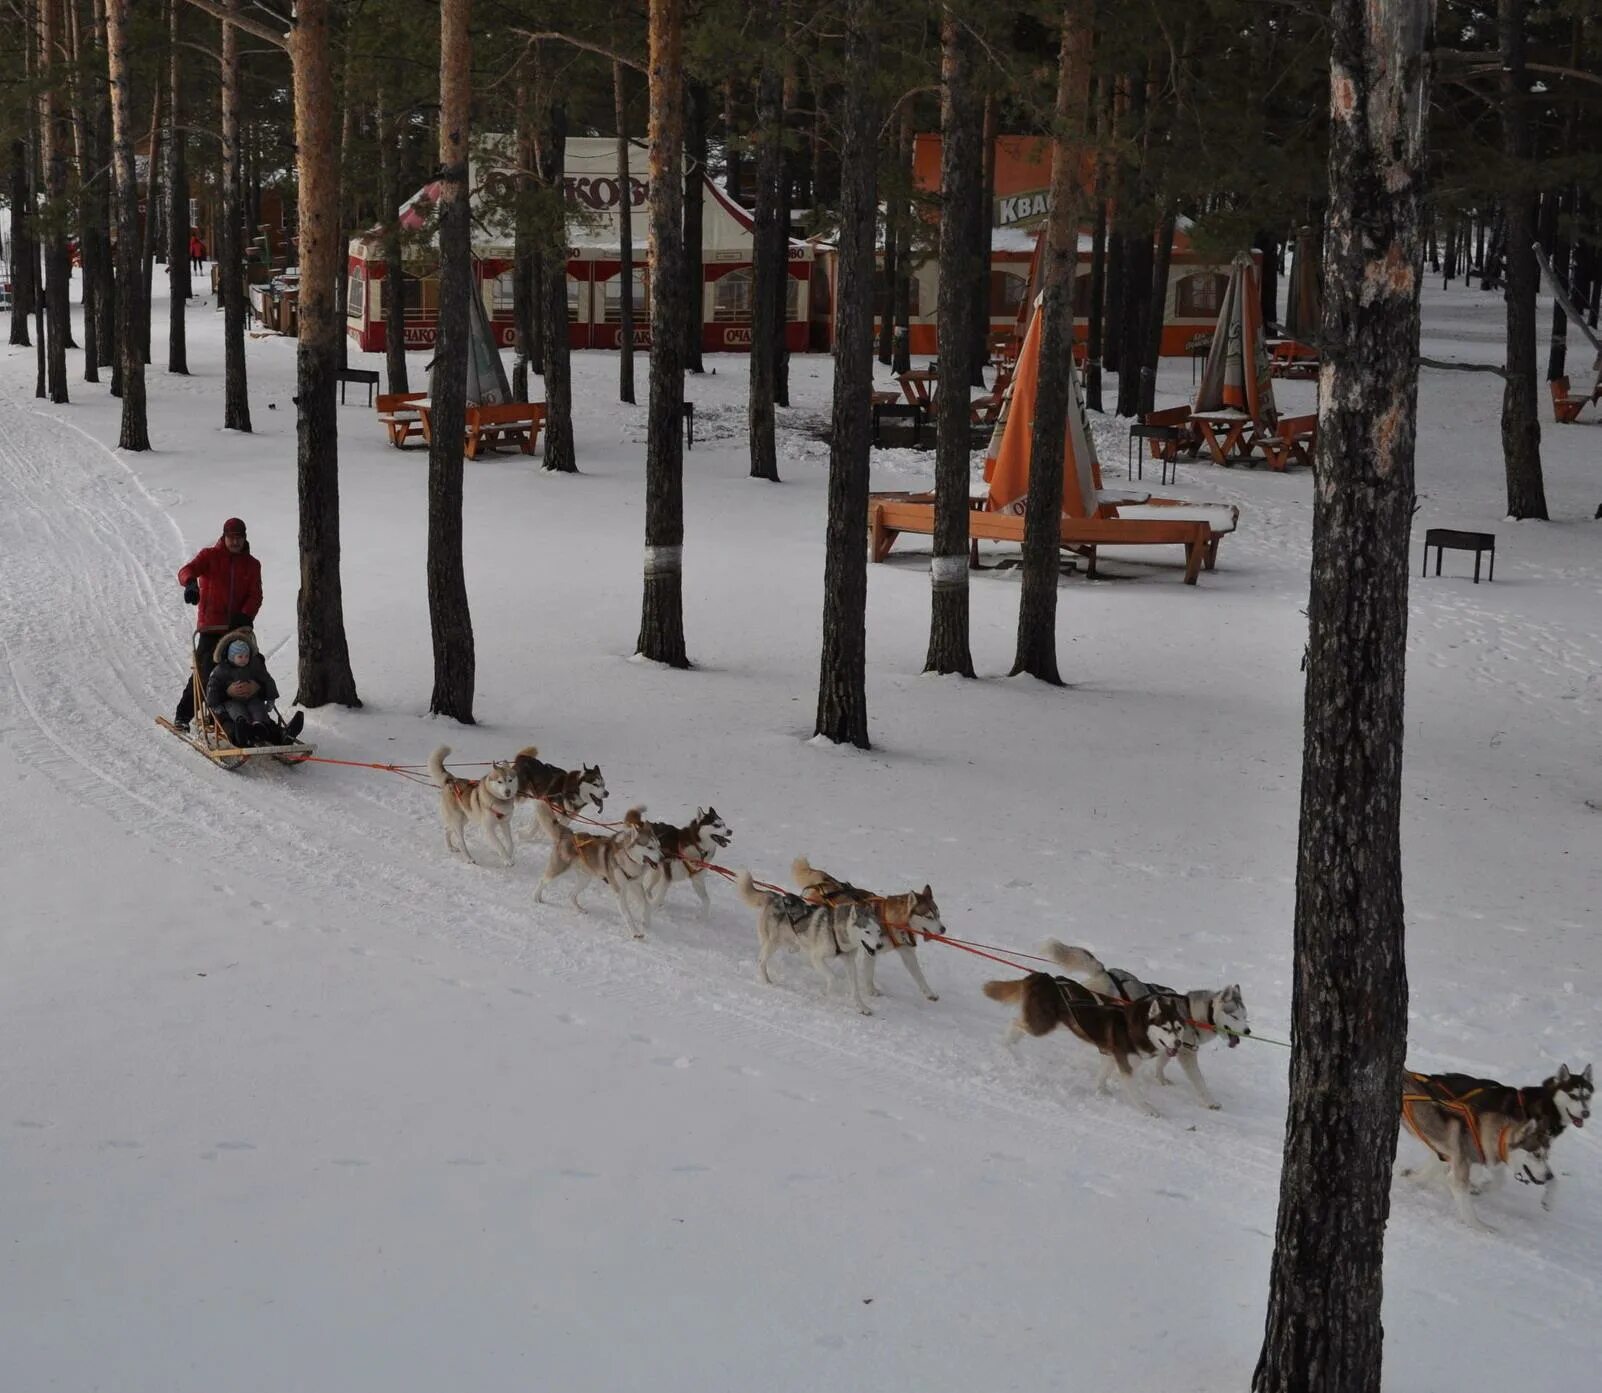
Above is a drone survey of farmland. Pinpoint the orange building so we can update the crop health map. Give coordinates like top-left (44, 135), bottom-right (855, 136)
top-left (882, 134), bottom-right (1244, 357)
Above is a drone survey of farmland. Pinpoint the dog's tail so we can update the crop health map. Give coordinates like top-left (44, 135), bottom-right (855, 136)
top-left (1043, 939), bottom-right (1109, 985)
top-left (792, 855), bottom-right (821, 890)
top-left (516, 744), bottom-right (539, 761)
top-left (428, 746), bottom-right (451, 787)
top-left (735, 869), bottom-right (770, 909)
top-left (982, 977), bottom-right (1028, 1003)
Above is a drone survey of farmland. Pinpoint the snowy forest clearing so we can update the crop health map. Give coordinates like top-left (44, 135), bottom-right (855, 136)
top-left (2, 281), bottom-right (1600, 1390)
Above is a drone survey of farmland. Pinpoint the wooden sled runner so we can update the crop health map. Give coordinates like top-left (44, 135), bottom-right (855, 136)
top-left (155, 647), bottom-right (314, 771)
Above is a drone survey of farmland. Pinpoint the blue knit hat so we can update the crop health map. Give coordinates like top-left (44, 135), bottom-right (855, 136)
top-left (227, 639), bottom-right (251, 661)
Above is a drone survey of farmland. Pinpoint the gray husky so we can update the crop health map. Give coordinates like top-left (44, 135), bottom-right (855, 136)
top-left (736, 870), bottom-right (884, 1015)
top-left (1044, 941), bottom-right (1250, 1110)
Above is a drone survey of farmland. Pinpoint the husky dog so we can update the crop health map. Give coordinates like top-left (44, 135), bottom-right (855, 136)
top-left (983, 972), bottom-right (1189, 1116)
top-left (645, 808), bottom-right (733, 917)
top-left (511, 746), bottom-right (607, 841)
top-left (1402, 1063), bottom-right (1591, 1215)
top-left (428, 746), bottom-right (519, 866)
top-left (1044, 941), bottom-right (1249, 1110)
top-left (792, 857), bottom-right (946, 1003)
top-left (736, 870), bottom-right (884, 1016)
top-left (1399, 1069), bottom-right (1557, 1229)
top-left (533, 807), bottom-right (664, 938)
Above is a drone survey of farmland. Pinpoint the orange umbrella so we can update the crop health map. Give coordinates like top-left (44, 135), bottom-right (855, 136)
top-left (1194, 252), bottom-right (1278, 426)
top-left (984, 296), bottom-right (1102, 518)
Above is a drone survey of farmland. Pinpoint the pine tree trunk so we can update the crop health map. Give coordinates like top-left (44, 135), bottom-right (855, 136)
top-left (970, 92), bottom-right (997, 387)
top-left (891, 108), bottom-right (913, 377)
top-left (220, 4), bottom-right (250, 430)
top-left (42, 0), bottom-right (71, 402)
top-left (683, 81), bottom-right (708, 375)
top-left (1257, 231), bottom-right (1279, 328)
top-left (140, 83), bottom-right (160, 365)
top-left (1013, 4), bottom-right (1089, 686)
top-left (7, 137), bottom-right (31, 349)
top-left (537, 102), bottom-right (577, 472)
top-left (721, 80), bottom-right (741, 204)
top-left (165, 0), bottom-right (189, 375)
top-left (925, 14), bottom-right (979, 678)
top-left (426, 0), bottom-right (475, 721)
top-left (772, 64), bottom-right (795, 409)
top-left (512, 56), bottom-right (536, 396)
top-left (1114, 71), bottom-right (1151, 419)
top-left (92, 0), bottom-right (115, 373)
top-left (748, 11), bottom-right (782, 483)
top-left (1085, 194), bottom-right (1107, 411)
top-left (814, 0), bottom-right (877, 748)
top-left (67, 0), bottom-right (95, 375)
top-left (378, 88), bottom-right (409, 395)
top-left (615, 61), bottom-right (637, 405)
top-left (1498, 0), bottom-right (1547, 520)
top-left (637, 0), bottom-right (690, 668)
top-left (1546, 187), bottom-right (1570, 383)
top-left (1140, 204), bottom-right (1177, 414)
top-left (1252, 3), bottom-right (1428, 1386)
top-left (877, 184), bottom-right (898, 365)
top-left (106, 0), bottom-right (148, 447)
top-left (290, 0), bottom-right (360, 708)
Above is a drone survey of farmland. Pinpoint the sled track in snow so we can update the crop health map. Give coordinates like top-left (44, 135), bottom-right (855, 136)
top-left (3, 396), bottom-right (1600, 1296)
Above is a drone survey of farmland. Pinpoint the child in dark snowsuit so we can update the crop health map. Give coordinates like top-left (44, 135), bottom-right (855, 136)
top-left (203, 629), bottom-right (304, 747)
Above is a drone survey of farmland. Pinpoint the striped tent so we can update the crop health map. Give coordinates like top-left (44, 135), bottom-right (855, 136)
top-left (1193, 252), bottom-right (1278, 427)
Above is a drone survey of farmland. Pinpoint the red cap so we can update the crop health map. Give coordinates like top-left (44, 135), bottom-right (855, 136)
top-left (222, 517), bottom-right (247, 537)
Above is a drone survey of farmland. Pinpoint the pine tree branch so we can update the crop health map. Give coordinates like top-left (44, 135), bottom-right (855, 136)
top-left (181, 0), bottom-right (289, 51)
top-left (513, 29), bottom-right (646, 75)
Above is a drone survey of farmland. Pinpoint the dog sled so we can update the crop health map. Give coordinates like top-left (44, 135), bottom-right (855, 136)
top-left (154, 645), bottom-right (314, 771)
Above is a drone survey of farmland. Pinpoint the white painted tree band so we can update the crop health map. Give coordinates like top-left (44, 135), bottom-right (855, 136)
top-left (644, 545), bottom-right (683, 577)
top-left (930, 555), bottom-right (969, 584)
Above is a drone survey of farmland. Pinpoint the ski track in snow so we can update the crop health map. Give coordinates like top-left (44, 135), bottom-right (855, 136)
top-left (3, 278), bottom-right (1601, 1387)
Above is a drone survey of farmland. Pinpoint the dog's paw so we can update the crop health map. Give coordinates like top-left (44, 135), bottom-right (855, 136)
top-left (857, 1006), bottom-right (874, 1017)
top-left (925, 992), bottom-right (940, 1002)
top-left (1205, 1101), bottom-right (1222, 1111)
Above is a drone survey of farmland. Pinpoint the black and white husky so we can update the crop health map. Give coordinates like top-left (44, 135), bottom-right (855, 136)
top-left (1044, 941), bottom-right (1250, 1110)
top-left (428, 746), bottom-right (519, 867)
top-left (736, 870), bottom-right (884, 1016)
top-left (644, 808), bottom-right (733, 917)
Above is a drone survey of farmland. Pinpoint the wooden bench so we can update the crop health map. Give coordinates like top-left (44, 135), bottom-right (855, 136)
top-left (1269, 340), bottom-right (1320, 380)
top-left (1549, 375), bottom-right (1597, 424)
top-left (1422, 527), bottom-right (1495, 583)
top-left (1260, 413), bottom-right (1318, 471)
top-left (867, 494), bottom-right (1228, 585)
top-left (465, 402), bottom-right (547, 459)
top-left (337, 366), bottom-right (381, 406)
top-left (376, 392), bottom-right (427, 448)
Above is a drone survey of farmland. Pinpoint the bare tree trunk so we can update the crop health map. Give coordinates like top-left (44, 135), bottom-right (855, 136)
top-left (615, 60), bottom-right (636, 405)
top-left (106, 0), bottom-right (148, 447)
top-left (378, 87), bottom-right (409, 395)
top-left (511, 55), bottom-right (535, 397)
top-left (878, 166), bottom-right (899, 365)
top-left (1085, 193), bottom-right (1106, 410)
top-left (721, 80), bottom-right (741, 203)
top-left (140, 81), bottom-right (161, 364)
top-left (220, 3), bottom-right (250, 429)
top-left (1013, 3), bottom-right (1089, 685)
top-left (683, 80), bottom-right (708, 375)
top-left (969, 91), bottom-right (997, 386)
top-left (91, 0), bottom-right (114, 376)
top-left (42, 0), bottom-right (71, 401)
top-left (772, 62), bottom-right (795, 408)
top-left (165, 0), bottom-right (189, 374)
top-left (636, 0), bottom-right (689, 667)
top-left (426, 0), bottom-right (475, 721)
top-left (1499, 0), bottom-right (1548, 518)
top-left (537, 101), bottom-right (577, 472)
top-left (925, 13), bottom-right (980, 678)
top-left (814, 0), bottom-right (877, 748)
top-left (1140, 203), bottom-right (1177, 414)
top-left (7, 137), bottom-right (31, 349)
top-left (1252, 3), bottom-right (1429, 1387)
top-left (890, 107), bottom-right (913, 377)
top-left (748, 4), bottom-right (783, 482)
top-left (290, 0), bottom-right (360, 708)
top-left (69, 0), bottom-right (100, 381)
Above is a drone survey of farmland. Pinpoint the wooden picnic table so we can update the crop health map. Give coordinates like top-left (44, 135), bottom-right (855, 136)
top-left (1190, 409), bottom-right (1264, 466)
top-left (898, 370), bottom-right (940, 409)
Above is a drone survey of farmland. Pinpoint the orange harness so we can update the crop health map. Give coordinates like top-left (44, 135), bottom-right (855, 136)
top-left (802, 885), bottom-right (917, 947)
top-left (449, 781), bottom-right (506, 819)
top-left (1401, 1072), bottom-right (1518, 1165)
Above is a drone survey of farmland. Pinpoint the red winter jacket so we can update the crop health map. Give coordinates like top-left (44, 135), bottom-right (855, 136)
top-left (178, 539), bottom-right (263, 632)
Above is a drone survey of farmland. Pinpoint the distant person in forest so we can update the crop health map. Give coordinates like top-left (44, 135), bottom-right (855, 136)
top-left (174, 518), bottom-right (260, 732)
top-left (189, 232), bottom-right (206, 274)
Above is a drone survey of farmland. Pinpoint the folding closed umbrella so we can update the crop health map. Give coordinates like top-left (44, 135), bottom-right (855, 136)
top-left (1193, 252), bottom-right (1278, 427)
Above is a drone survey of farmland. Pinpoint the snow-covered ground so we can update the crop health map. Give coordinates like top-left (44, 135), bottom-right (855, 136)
top-left (2, 276), bottom-right (1599, 1391)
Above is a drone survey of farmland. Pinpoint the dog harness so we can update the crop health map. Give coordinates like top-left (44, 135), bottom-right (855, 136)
top-left (1400, 1071), bottom-right (1521, 1165)
top-left (802, 881), bottom-right (918, 950)
top-left (449, 780), bottom-right (507, 819)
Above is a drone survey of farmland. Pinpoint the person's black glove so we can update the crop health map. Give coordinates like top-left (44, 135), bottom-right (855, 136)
top-left (228, 612), bottom-right (254, 630)
top-left (183, 580), bottom-right (200, 605)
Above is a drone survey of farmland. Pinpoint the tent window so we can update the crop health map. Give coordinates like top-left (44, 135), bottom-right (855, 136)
top-left (1175, 272), bottom-right (1228, 319)
top-left (346, 267), bottom-right (365, 320)
top-left (715, 269), bottom-right (800, 323)
top-left (1072, 272), bottom-right (1093, 317)
top-left (567, 275), bottom-right (581, 323)
top-left (490, 270), bottom-right (515, 313)
top-left (989, 271), bottom-right (1028, 318)
top-left (603, 269), bottom-right (647, 323)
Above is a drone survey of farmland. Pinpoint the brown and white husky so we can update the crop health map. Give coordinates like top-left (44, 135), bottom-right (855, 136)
top-left (645, 808), bottom-right (733, 917)
top-left (791, 857), bottom-right (945, 1002)
top-left (533, 807), bottom-right (664, 939)
top-left (428, 746), bottom-right (518, 867)
top-left (511, 745), bottom-right (607, 842)
top-left (982, 972), bottom-right (1189, 1116)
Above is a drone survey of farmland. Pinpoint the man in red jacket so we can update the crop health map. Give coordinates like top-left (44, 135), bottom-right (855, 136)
top-left (174, 517), bottom-right (264, 731)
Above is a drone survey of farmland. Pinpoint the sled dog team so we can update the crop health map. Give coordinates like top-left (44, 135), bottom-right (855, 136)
top-left (427, 744), bottom-right (1592, 1228)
